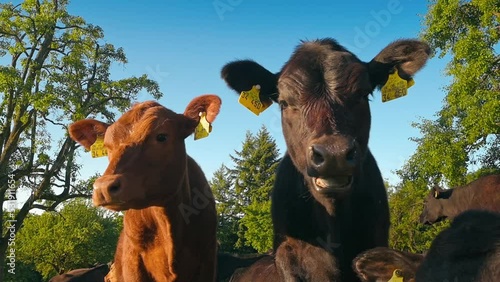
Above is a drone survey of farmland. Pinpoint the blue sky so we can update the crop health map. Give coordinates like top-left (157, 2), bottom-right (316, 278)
top-left (68, 0), bottom-right (452, 187)
top-left (7, 0), bottom-right (455, 210)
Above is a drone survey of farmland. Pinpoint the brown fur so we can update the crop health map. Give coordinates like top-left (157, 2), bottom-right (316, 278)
top-left (68, 95), bottom-right (222, 282)
top-left (420, 174), bottom-right (500, 224)
top-left (353, 247), bottom-right (424, 282)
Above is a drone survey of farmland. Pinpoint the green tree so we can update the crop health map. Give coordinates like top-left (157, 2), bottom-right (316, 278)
top-left (212, 125), bottom-right (280, 253)
top-left (401, 0), bottom-right (500, 186)
top-left (387, 179), bottom-right (449, 253)
top-left (0, 0), bottom-right (161, 278)
top-left (388, 0), bottom-right (500, 253)
top-left (12, 199), bottom-right (121, 280)
top-left (210, 164), bottom-right (239, 253)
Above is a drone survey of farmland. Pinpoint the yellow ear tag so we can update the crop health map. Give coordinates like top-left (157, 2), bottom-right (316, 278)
top-left (381, 69), bottom-right (415, 102)
top-left (238, 85), bottom-right (272, 116)
top-left (90, 136), bottom-right (108, 158)
top-left (388, 269), bottom-right (403, 282)
top-left (194, 112), bottom-right (212, 140)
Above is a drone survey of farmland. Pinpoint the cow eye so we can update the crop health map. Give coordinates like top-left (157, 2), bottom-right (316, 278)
top-left (156, 134), bottom-right (168, 142)
top-left (279, 100), bottom-right (288, 110)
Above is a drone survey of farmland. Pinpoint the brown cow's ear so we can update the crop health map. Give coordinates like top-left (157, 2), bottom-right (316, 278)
top-left (368, 39), bottom-right (431, 88)
top-left (68, 119), bottom-right (109, 150)
top-left (221, 60), bottom-right (279, 103)
top-left (181, 94), bottom-right (222, 138)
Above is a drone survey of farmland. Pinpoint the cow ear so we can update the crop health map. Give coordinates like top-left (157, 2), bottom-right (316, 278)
top-left (221, 60), bottom-right (279, 103)
top-left (432, 186), bottom-right (440, 198)
top-left (68, 119), bottom-right (109, 150)
top-left (368, 39), bottom-right (431, 89)
top-left (182, 94), bottom-right (222, 138)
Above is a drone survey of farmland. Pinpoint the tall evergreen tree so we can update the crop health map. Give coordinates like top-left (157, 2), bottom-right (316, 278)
top-left (211, 125), bottom-right (280, 253)
top-left (210, 164), bottom-right (239, 253)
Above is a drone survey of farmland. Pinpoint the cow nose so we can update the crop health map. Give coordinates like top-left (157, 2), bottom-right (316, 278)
top-left (93, 176), bottom-right (121, 196)
top-left (310, 145), bottom-right (327, 168)
top-left (308, 143), bottom-right (357, 176)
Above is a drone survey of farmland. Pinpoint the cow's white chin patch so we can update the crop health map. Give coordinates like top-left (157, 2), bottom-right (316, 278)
top-left (313, 176), bottom-right (352, 194)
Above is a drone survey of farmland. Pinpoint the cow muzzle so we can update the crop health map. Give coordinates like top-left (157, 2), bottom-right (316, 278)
top-left (92, 175), bottom-right (128, 211)
top-left (306, 137), bottom-right (357, 194)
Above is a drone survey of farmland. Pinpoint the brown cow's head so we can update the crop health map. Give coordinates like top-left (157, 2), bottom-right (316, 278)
top-left (221, 38), bottom-right (430, 204)
top-left (419, 185), bottom-right (451, 225)
top-left (352, 247), bottom-right (425, 282)
top-left (68, 95), bottom-right (222, 211)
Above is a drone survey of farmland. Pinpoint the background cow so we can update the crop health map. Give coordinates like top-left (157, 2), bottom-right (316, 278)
top-left (221, 38), bottom-right (430, 281)
top-left (352, 247), bottom-right (424, 282)
top-left (68, 95), bottom-right (221, 282)
top-left (216, 252), bottom-right (271, 281)
top-left (48, 264), bottom-right (110, 282)
top-left (416, 210), bottom-right (500, 282)
top-left (353, 210), bottom-right (500, 282)
top-left (420, 174), bottom-right (500, 225)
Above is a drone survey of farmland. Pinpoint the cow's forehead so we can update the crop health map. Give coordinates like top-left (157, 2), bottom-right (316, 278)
top-left (104, 103), bottom-right (177, 146)
top-left (276, 40), bottom-right (371, 99)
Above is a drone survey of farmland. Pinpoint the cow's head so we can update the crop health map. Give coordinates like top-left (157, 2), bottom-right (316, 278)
top-left (353, 247), bottom-right (424, 282)
top-left (419, 185), bottom-right (451, 225)
top-left (68, 95), bottom-right (222, 211)
top-left (221, 38), bottom-right (430, 203)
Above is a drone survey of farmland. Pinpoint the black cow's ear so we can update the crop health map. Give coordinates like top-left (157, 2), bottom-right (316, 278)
top-left (368, 39), bottom-right (431, 89)
top-left (221, 60), bottom-right (279, 103)
top-left (432, 186), bottom-right (440, 198)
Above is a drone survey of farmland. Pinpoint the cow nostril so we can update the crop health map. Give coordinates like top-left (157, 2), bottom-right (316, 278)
top-left (311, 145), bottom-right (325, 166)
top-left (108, 182), bottom-right (120, 195)
top-left (346, 147), bottom-right (357, 162)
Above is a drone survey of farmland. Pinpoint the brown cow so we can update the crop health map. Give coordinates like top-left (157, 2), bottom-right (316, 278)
top-left (68, 95), bottom-right (221, 282)
top-left (221, 38), bottom-right (430, 281)
top-left (420, 174), bottom-right (500, 225)
top-left (352, 247), bottom-right (424, 282)
top-left (48, 264), bottom-right (110, 282)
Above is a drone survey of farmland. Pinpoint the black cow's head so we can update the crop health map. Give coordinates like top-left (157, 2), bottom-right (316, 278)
top-left (221, 38), bottom-right (430, 204)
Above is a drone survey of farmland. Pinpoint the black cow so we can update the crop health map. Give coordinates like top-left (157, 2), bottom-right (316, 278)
top-left (420, 174), bottom-right (500, 225)
top-left (416, 210), bottom-right (500, 282)
top-left (221, 38), bottom-right (430, 281)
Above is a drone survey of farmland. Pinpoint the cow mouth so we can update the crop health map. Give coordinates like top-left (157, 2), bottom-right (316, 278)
top-left (99, 201), bottom-right (127, 211)
top-left (312, 176), bottom-right (353, 194)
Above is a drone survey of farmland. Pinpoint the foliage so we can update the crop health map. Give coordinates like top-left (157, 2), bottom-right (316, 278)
top-left (401, 0), bottom-right (500, 187)
top-left (14, 199), bottom-right (121, 280)
top-left (4, 261), bottom-right (43, 282)
top-left (388, 0), bottom-right (500, 253)
top-left (387, 179), bottom-right (449, 253)
top-left (0, 0), bottom-right (161, 277)
top-left (211, 125), bottom-right (280, 253)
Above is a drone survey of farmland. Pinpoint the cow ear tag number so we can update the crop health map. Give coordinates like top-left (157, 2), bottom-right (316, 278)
top-left (90, 136), bottom-right (108, 158)
top-left (388, 269), bottom-right (403, 282)
top-left (194, 112), bottom-right (212, 140)
top-left (239, 85), bottom-right (272, 116)
top-left (381, 68), bottom-right (415, 103)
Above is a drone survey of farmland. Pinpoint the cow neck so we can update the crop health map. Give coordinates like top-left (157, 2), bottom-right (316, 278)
top-left (123, 171), bottom-right (191, 256)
